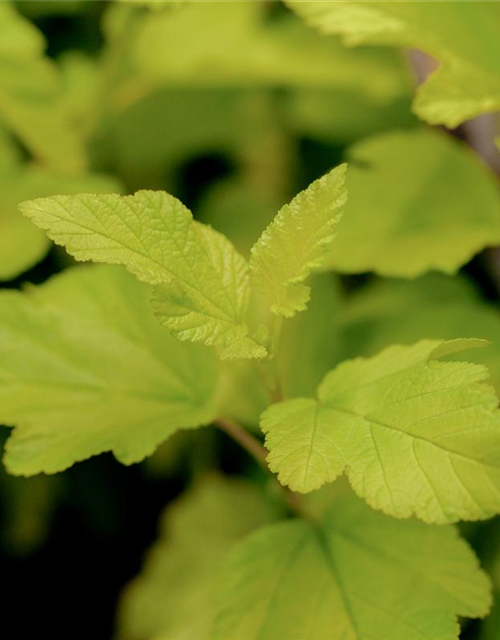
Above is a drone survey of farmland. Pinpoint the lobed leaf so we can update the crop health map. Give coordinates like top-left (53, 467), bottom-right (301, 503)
top-left (214, 494), bottom-right (491, 640)
top-left (262, 339), bottom-right (500, 524)
top-left (0, 265), bottom-right (218, 475)
top-left (250, 164), bottom-right (347, 317)
top-left (19, 190), bottom-right (265, 359)
top-left (117, 474), bottom-right (281, 640)
top-left (0, 163), bottom-right (120, 281)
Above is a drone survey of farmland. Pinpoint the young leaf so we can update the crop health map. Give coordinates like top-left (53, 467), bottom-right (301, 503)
top-left (250, 164), bottom-right (347, 317)
top-left (117, 475), bottom-right (281, 640)
top-left (0, 166), bottom-right (121, 281)
top-left (0, 265), bottom-right (218, 476)
top-left (214, 494), bottom-right (491, 640)
top-left (325, 130), bottom-right (500, 278)
top-left (262, 339), bottom-right (500, 524)
top-left (0, 3), bottom-right (86, 173)
top-left (19, 190), bottom-right (265, 359)
top-left (287, 1), bottom-right (500, 128)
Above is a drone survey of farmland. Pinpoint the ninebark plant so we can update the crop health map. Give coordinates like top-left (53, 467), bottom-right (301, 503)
top-left (2, 2), bottom-right (500, 639)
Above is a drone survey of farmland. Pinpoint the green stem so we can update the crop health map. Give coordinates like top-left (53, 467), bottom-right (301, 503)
top-left (215, 418), bottom-right (268, 471)
top-left (214, 418), bottom-right (310, 520)
top-left (253, 314), bottom-right (284, 403)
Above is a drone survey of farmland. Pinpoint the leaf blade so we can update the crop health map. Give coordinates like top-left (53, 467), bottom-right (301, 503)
top-left (19, 190), bottom-right (265, 358)
top-left (117, 474), bottom-right (281, 640)
top-left (0, 265), bottom-right (219, 475)
top-left (262, 339), bottom-right (500, 523)
top-left (325, 130), bottom-right (500, 278)
top-left (213, 494), bottom-right (491, 640)
top-left (250, 164), bottom-right (347, 317)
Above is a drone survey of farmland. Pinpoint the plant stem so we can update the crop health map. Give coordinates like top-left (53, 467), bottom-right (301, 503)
top-left (214, 418), bottom-right (310, 520)
top-left (253, 314), bottom-right (284, 403)
top-left (215, 418), bottom-right (269, 470)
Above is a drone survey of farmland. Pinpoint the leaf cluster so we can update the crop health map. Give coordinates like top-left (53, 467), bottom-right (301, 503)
top-left (1, 2), bottom-right (500, 639)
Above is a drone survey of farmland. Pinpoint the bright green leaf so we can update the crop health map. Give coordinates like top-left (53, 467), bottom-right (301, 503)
top-left (325, 129), bottom-right (500, 278)
top-left (0, 265), bottom-right (218, 476)
top-left (19, 190), bottom-right (266, 359)
top-left (151, 224), bottom-right (265, 359)
top-left (250, 164), bottom-right (347, 317)
top-left (288, 1), bottom-right (500, 127)
top-left (0, 2), bottom-right (86, 172)
top-left (214, 493), bottom-right (491, 640)
top-left (117, 474), bottom-right (281, 640)
top-left (262, 339), bottom-right (500, 524)
top-left (0, 166), bottom-right (121, 281)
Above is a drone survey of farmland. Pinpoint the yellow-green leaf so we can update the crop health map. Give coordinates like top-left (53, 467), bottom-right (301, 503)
top-left (117, 474), bottom-right (281, 640)
top-left (19, 190), bottom-right (266, 359)
top-left (0, 265), bottom-right (218, 475)
top-left (326, 129), bottom-right (500, 278)
top-left (250, 164), bottom-right (347, 317)
top-left (262, 339), bottom-right (500, 524)
top-left (214, 493), bottom-right (491, 640)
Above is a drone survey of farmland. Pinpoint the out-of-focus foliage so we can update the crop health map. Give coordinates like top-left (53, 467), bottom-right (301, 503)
top-left (325, 129), bottom-right (500, 278)
top-left (14, 1), bottom-right (87, 18)
top-left (117, 474), bottom-right (283, 640)
top-left (0, 157), bottom-right (120, 281)
top-left (288, 0), bottom-right (500, 127)
top-left (0, 2), bottom-right (86, 172)
top-left (95, 0), bottom-right (414, 190)
top-left (338, 274), bottom-right (500, 392)
top-left (0, 441), bottom-right (60, 553)
top-left (279, 273), bottom-right (343, 399)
